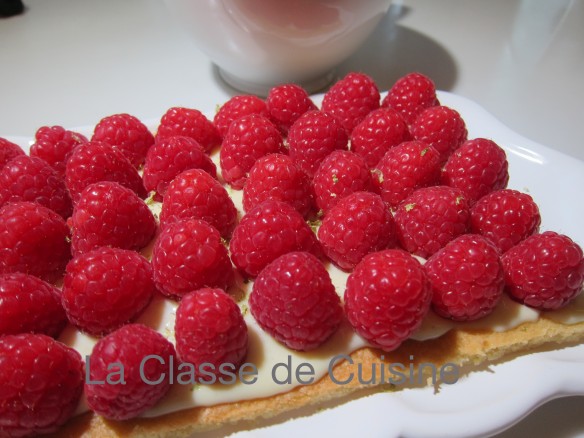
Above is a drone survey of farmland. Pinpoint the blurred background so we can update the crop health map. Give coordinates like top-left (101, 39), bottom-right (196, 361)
top-left (1, 0), bottom-right (583, 162)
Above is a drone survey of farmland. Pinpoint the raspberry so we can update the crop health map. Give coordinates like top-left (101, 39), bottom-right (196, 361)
top-left (411, 105), bottom-right (467, 163)
top-left (502, 231), bottom-right (584, 310)
top-left (470, 189), bottom-right (541, 253)
top-left (395, 186), bottom-right (470, 258)
top-left (344, 249), bottom-right (431, 352)
top-left (313, 150), bottom-right (374, 214)
top-left (288, 110), bottom-right (348, 177)
top-left (0, 202), bottom-right (71, 283)
top-left (373, 140), bottom-right (441, 208)
top-left (230, 200), bottom-right (321, 277)
top-left (318, 192), bottom-right (396, 270)
top-left (266, 83), bottom-right (317, 134)
top-left (381, 72), bottom-right (439, 126)
top-left (143, 136), bottom-right (217, 201)
top-left (159, 168), bottom-right (237, 238)
top-left (214, 95), bottom-right (269, 139)
top-left (175, 288), bottom-right (248, 381)
top-left (85, 324), bottom-right (176, 420)
top-left (350, 107), bottom-right (411, 168)
top-left (70, 181), bottom-right (157, 256)
top-left (243, 153), bottom-right (314, 218)
top-left (0, 273), bottom-right (67, 337)
top-left (152, 218), bottom-right (234, 299)
top-left (0, 155), bottom-right (73, 219)
top-left (92, 113), bottom-right (155, 168)
top-left (250, 252), bottom-right (342, 350)
top-left (0, 334), bottom-right (83, 437)
top-left (426, 234), bottom-right (504, 321)
top-left (65, 140), bottom-right (147, 202)
top-left (156, 107), bottom-right (221, 152)
top-left (30, 125), bottom-right (88, 177)
top-left (442, 138), bottom-right (509, 204)
top-left (321, 72), bottom-right (380, 133)
top-left (62, 247), bottom-right (155, 335)
top-left (220, 114), bottom-right (285, 189)
top-left (0, 137), bottom-right (25, 169)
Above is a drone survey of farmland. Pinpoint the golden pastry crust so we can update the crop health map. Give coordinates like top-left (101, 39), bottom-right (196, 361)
top-left (54, 316), bottom-right (584, 438)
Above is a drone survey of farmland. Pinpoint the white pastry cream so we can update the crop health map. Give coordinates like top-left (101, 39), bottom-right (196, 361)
top-left (57, 259), bottom-right (552, 418)
top-left (543, 291), bottom-right (584, 325)
top-left (58, 153), bottom-right (584, 418)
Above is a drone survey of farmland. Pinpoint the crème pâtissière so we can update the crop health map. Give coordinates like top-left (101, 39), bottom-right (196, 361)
top-left (54, 311), bottom-right (584, 438)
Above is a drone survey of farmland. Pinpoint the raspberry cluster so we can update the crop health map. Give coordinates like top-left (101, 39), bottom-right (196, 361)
top-left (1, 71), bottom-right (582, 435)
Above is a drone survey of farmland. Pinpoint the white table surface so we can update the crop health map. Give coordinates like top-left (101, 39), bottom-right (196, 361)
top-left (1, 0), bottom-right (583, 436)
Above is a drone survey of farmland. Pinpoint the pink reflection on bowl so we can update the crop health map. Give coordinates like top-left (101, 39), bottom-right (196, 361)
top-left (165, 0), bottom-right (392, 94)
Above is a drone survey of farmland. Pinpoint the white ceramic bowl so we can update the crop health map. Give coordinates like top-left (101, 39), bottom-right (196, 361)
top-left (165, 0), bottom-right (392, 95)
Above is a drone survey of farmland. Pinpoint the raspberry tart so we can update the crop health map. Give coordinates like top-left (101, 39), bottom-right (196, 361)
top-left (2, 73), bottom-right (584, 438)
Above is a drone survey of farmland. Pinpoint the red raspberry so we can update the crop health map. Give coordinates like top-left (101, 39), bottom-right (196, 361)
top-left (160, 168), bottom-right (237, 238)
top-left (92, 113), bottom-right (155, 168)
top-left (266, 83), bottom-right (317, 134)
top-left (230, 200), bottom-right (321, 277)
top-left (395, 186), bottom-right (470, 258)
top-left (288, 110), bottom-right (348, 177)
top-left (0, 334), bottom-right (83, 437)
top-left (85, 324), bottom-right (176, 420)
top-left (243, 153), bottom-right (314, 218)
top-left (62, 247), bottom-right (155, 335)
top-left (0, 202), bottom-right (71, 283)
top-left (426, 234), bottom-right (504, 321)
top-left (373, 140), bottom-right (441, 208)
top-left (411, 105), bottom-right (467, 163)
top-left (143, 136), bottom-right (217, 201)
top-left (344, 249), bottom-right (431, 352)
top-left (350, 107), bottom-right (411, 168)
top-left (220, 114), bottom-right (285, 189)
top-left (70, 181), bottom-right (157, 256)
top-left (30, 125), bottom-right (88, 177)
top-left (0, 273), bottom-right (67, 337)
top-left (321, 72), bottom-right (380, 133)
top-left (0, 155), bottom-right (73, 219)
top-left (502, 231), bottom-right (584, 310)
top-left (65, 140), bottom-right (147, 202)
top-left (318, 192), bottom-right (396, 270)
top-left (156, 107), bottom-right (221, 152)
top-left (470, 189), bottom-right (541, 253)
top-left (250, 252), bottom-right (342, 350)
top-left (214, 95), bottom-right (269, 139)
top-left (442, 138), bottom-right (509, 204)
top-left (152, 218), bottom-right (234, 299)
top-left (381, 72), bottom-right (439, 126)
top-left (0, 137), bottom-right (25, 169)
top-left (313, 150), bottom-right (374, 214)
top-left (175, 288), bottom-right (248, 381)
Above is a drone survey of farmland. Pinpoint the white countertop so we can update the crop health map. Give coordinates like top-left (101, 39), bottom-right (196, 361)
top-left (1, 0), bottom-right (583, 162)
top-left (1, 0), bottom-right (583, 436)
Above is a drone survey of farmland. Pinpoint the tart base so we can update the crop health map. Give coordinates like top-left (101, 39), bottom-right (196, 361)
top-left (54, 316), bottom-right (584, 437)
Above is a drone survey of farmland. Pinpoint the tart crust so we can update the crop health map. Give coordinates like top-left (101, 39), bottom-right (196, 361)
top-left (54, 316), bottom-right (584, 437)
